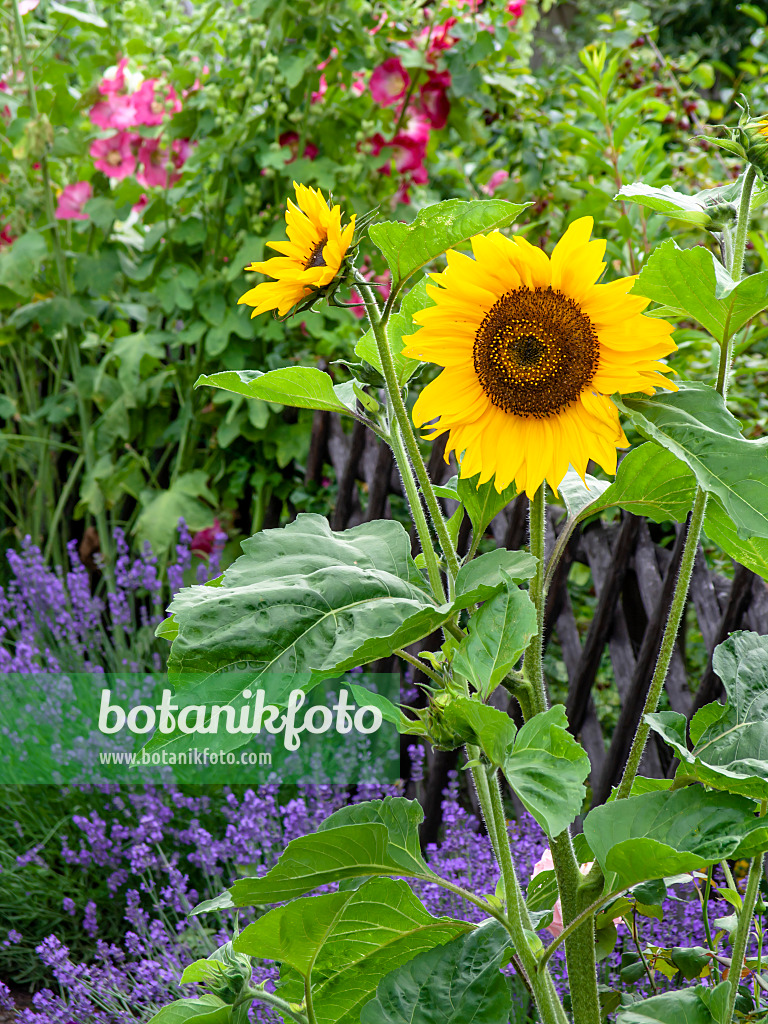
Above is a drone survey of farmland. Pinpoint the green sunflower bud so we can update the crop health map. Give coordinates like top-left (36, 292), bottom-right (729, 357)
top-left (202, 942), bottom-right (253, 1004)
top-left (739, 117), bottom-right (768, 177)
top-left (425, 691), bottom-right (475, 751)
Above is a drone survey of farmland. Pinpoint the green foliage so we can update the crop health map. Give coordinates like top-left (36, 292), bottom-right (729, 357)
top-left (360, 919), bottom-right (514, 1024)
top-left (147, 997), bottom-right (232, 1024)
top-left (615, 984), bottom-right (730, 1024)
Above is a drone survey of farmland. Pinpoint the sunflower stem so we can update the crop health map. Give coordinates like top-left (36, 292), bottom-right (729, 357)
top-left (355, 275), bottom-right (461, 583)
top-left (523, 485), bottom-right (548, 716)
top-left (726, 832), bottom-right (765, 1024)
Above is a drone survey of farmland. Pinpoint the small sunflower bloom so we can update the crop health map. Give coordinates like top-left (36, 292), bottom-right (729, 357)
top-left (238, 182), bottom-right (356, 318)
top-left (402, 217), bottom-right (677, 498)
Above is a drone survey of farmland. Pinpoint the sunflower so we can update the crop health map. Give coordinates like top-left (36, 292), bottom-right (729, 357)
top-left (401, 218), bottom-right (677, 498)
top-left (238, 182), bottom-right (356, 318)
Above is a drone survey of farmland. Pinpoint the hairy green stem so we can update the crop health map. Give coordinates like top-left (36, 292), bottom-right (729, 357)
top-left (245, 987), bottom-right (308, 1024)
top-left (355, 275), bottom-right (461, 581)
top-left (616, 485), bottom-right (708, 798)
top-left (394, 647), bottom-right (444, 687)
top-left (523, 486), bottom-right (548, 716)
top-left (726, 848), bottom-right (764, 1023)
top-left (730, 165), bottom-right (757, 283)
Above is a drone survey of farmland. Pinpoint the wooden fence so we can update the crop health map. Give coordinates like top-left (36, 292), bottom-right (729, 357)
top-left (302, 410), bottom-right (768, 837)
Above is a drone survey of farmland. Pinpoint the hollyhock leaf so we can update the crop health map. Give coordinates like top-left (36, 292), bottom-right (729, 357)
top-left (146, 995), bottom-right (232, 1023)
top-left (455, 549), bottom-right (537, 601)
top-left (583, 787), bottom-right (766, 891)
top-left (195, 368), bottom-right (361, 416)
top-left (615, 986), bottom-right (721, 1024)
top-left (236, 878), bottom-right (468, 1024)
top-left (501, 705), bottom-right (590, 837)
top-left (618, 382), bottom-right (768, 540)
top-left (646, 631), bottom-right (768, 801)
top-left (616, 183), bottom-right (712, 225)
top-left (456, 475), bottom-right (518, 541)
top-left (632, 238), bottom-right (768, 342)
top-left (229, 819), bottom-right (438, 906)
top-left (369, 199), bottom-right (527, 297)
top-left (360, 918), bottom-right (513, 1024)
top-left (453, 575), bottom-right (537, 697)
top-left (582, 444), bottom-right (696, 523)
top-left (703, 495), bottom-right (768, 582)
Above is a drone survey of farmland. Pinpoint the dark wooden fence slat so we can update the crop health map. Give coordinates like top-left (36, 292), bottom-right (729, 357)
top-left (331, 417), bottom-right (367, 530)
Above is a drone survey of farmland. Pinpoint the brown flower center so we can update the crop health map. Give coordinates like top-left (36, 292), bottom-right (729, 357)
top-left (473, 287), bottom-right (599, 418)
top-left (305, 237), bottom-right (328, 269)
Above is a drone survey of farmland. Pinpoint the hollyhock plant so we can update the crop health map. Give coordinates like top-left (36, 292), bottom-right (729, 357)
top-left (89, 133), bottom-right (138, 179)
top-left (88, 92), bottom-right (137, 130)
top-left (278, 130), bottom-right (319, 163)
top-left (369, 57), bottom-right (411, 106)
top-left (136, 138), bottom-right (189, 189)
top-left (419, 69), bottom-right (451, 129)
top-left (131, 78), bottom-right (182, 126)
top-left (54, 181), bottom-right (92, 221)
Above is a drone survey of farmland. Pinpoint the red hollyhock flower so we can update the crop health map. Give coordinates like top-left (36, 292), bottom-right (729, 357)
top-left (370, 58), bottom-right (410, 106)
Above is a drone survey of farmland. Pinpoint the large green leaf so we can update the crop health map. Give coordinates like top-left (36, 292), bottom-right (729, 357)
top-left (457, 474), bottom-right (518, 541)
top-left (616, 183), bottom-right (712, 226)
top-left (360, 919), bottom-right (514, 1024)
top-left (369, 199), bottom-right (527, 294)
top-left (454, 549), bottom-right (537, 601)
top-left (501, 705), bottom-right (590, 838)
top-left (703, 496), bottom-right (768, 581)
top-left (135, 471), bottom-right (215, 554)
top-left (557, 469), bottom-right (611, 520)
top-left (585, 444), bottom-right (695, 523)
top-left (439, 698), bottom-right (517, 767)
top-left (616, 984), bottom-right (731, 1024)
top-left (152, 517), bottom-right (470, 754)
top-left (146, 997), bottom-right (232, 1024)
top-left (618, 383), bottom-right (768, 539)
top-left (583, 787), bottom-right (767, 890)
top-left (195, 367), bottom-right (359, 416)
top-left (226, 798), bottom-right (436, 906)
top-left (453, 574), bottom-right (537, 697)
top-left (236, 878), bottom-right (469, 1024)
top-left (646, 631), bottom-right (768, 802)
top-left (632, 238), bottom-right (768, 342)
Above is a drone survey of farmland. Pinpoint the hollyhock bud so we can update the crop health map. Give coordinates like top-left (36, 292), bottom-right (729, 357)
top-left (55, 181), bottom-right (93, 221)
top-left (370, 58), bottom-right (410, 107)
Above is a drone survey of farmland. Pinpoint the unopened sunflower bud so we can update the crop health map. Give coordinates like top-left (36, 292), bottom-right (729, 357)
top-left (740, 117), bottom-right (768, 177)
top-left (425, 691), bottom-right (474, 751)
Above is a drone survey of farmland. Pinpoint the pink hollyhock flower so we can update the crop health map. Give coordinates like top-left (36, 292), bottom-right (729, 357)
top-left (136, 137), bottom-right (189, 188)
top-left (132, 193), bottom-right (149, 215)
top-left (278, 131), bottom-right (318, 163)
top-left (482, 169), bottom-right (510, 196)
top-left (317, 47), bottom-right (338, 72)
top-left (0, 225), bottom-right (15, 249)
top-left (410, 19), bottom-right (457, 63)
top-left (90, 132), bottom-right (138, 179)
top-left (18, 0), bottom-right (40, 14)
top-left (311, 74), bottom-right (328, 105)
top-left (55, 181), bottom-right (93, 221)
top-left (131, 79), bottom-right (182, 126)
top-left (419, 70), bottom-right (451, 129)
top-left (507, 0), bottom-right (525, 18)
top-left (99, 57), bottom-right (129, 96)
top-left (191, 519), bottom-right (225, 557)
top-left (351, 70), bottom-right (367, 96)
top-left (370, 58), bottom-right (411, 107)
top-left (369, 10), bottom-right (387, 35)
top-left (89, 92), bottom-right (136, 130)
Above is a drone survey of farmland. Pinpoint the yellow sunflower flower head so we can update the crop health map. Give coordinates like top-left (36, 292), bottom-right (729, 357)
top-left (238, 182), bottom-right (356, 318)
top-left (740, 116), bottom-right (768, 178)
top-left (401, 218), bottom-right (678, 498)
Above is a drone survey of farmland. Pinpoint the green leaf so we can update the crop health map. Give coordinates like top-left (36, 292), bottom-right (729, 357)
top-left (440, 698), bottom-right (517, 767)
top-left (347, 683), bottom-right (424, 736)
top-left (195, 368), bottom-right (360, 416)
top-left (616, 183), bottom-right (712, 225)
top-left (360, 919), bottom-right (513, 1024)
top-left (456, 475), bottom-right (518, 542)
top-left (583, 786), bottom-right (766, 890)
top-left (502, 705), bottom-right (590, 838)
top-left (526, 868), bottom-right (559, 913)
top-left (586, 444), bottom-right (696, 523)
top-left (454, 549), bottom-right (537, 601)
top-left (229, 799), bottom-right (436, 905)
top-left (236, 878), bottom-right (469, 1024)
top-left (49, 1), bottom-right (107, 27)
top-left (632, 238), bottom-right (768, 342)
top-left (703, 496), bottom-right (768, 581)
top-left (646, 631), bottom-right (768, 802)
top-left (670, 946), bottom-right (712, 981)
top-left (135, 471), bottom-right (215, 555)
top-left (146, 996), bottom-right (231, 1024)
top-left (616, 985), bottom-right (727, 1024)
top-left (453, 573), bottom-right (537, 697)
top-left (355, 312), bottom-right (421, 386)
top-left (618, 382), bottom-right (768, 539)
top-left (369, 199), bottom-right (527, 294)
top-left (556, 469), bottom-right (611, 520)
